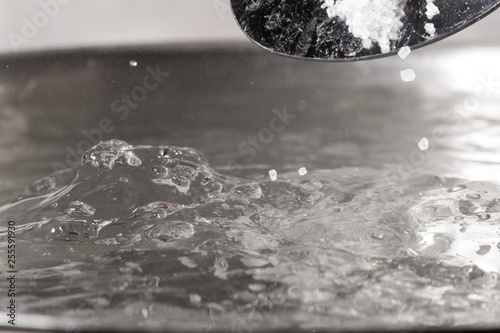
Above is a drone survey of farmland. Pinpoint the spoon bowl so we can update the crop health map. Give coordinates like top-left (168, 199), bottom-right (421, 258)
top-left (230, 0), bottom-right (500, 61)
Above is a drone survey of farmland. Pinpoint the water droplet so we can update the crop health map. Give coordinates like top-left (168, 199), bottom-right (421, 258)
top-left (124, 151), bottom-right (142, 166)
top-left (66, 201), bottom-right (96, 216)
top-left (159, 148), bottom-right (170, 158)
top-left (466, 193), bottom-right (481, 199)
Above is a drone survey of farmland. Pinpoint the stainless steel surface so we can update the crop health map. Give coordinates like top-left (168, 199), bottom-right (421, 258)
top-left (230, 0), bottom-right (500, 61)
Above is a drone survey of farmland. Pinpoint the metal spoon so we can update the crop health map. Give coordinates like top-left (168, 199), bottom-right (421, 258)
top-left (230, 0), bottom-right (500, 61)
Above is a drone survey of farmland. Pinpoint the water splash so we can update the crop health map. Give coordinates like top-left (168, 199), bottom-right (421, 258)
top-left (1, 140), bottom-right (500, 331)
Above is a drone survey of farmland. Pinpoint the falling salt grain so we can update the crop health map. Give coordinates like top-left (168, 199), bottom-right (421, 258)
top-left (398, 46), bottom-right (411, 60)
top-left (190, 293), bottom-right (202, 304)
top-left (298, 167), bottom-right (307, 176)
top-left (129, 60), bottom-right (138, 67)
top-left (400, 69), bottom-right (416, 82)
top-left (418, 137), bottom-right (429, 151)
top-left (269, 169), bottom-right (277, 181)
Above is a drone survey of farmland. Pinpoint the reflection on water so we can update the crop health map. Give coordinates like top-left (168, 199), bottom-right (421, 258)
top-left (1, 140), bottom-right (499, 331)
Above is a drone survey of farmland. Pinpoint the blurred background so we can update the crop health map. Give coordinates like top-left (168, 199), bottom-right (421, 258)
top-left (0, 0), bottom-right (499, 54)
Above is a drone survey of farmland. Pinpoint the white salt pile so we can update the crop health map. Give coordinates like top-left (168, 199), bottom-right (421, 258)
top-left (418, 137), bottom-right (429, 151)
top-left (321, 0), bottom-right (441, 51)
top-left (398, 46), bottom-right (411, 59)
top-left (269, 169), bottom-right (277, 181)
top-left (321, 0), bottom-right (405, 53)
top-left (298, 167), bottom-right (308, 176)
top-left (400, 68), bottom-right (416, 82)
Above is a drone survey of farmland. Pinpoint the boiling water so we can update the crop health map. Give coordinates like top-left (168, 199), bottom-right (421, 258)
top-left (1, 139), bottom-right (499, 331)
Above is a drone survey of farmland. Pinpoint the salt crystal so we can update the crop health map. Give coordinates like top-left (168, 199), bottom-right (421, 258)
top-left (424, 23), bottom-right (436, 37)
top-left (426, 1), bottom-right (440, 19)
top-left (129, 60), bottom-right (138, 67)
top-left (418, 137), bottom-right (429, 151)
top-left (398, 46), bottom-right (411, 60)
top-left (189, 293), bottom-right (202, 304)
top-left (400, 69), bottom-right (416, 82)
top-left (269, 169), bottom-right (277, 181)
top-left (298, 167), bottom-right (307, 176)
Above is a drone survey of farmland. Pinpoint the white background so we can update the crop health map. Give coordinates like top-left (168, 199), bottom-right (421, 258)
top-left (0, 0), bottom-right (499, 54)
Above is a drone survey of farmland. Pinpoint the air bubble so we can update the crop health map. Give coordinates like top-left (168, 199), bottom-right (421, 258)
top-left (151, 166), bottom-right (168, 179)
top-left (232, 184), bottom-right (263, 199)
top-left (448, 184), bottom-right (467, 192)
top-left (371, 232), bottom-right (385, 240)
top-left (148, 222), bottom-right (194, 242)
top-left (477, 245), bottom-right (491, 256)
top-left (66, 201), bottom-right (96, 216)
top-left (478, 213), bottom-right (490, 221)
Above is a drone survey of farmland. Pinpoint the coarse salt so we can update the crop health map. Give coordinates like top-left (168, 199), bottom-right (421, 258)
top-left (418, 137), bottom-right (429, 151)
top-left (298, 167), bottom-right (307, 176)
top-left (425, 0), bottom-right (440, 19)
top-left (398, 46), bottom-right (411, 60)
top-left (269, 169), bottom-right (277, 181)
top-left (321, 0), bottom-right (405, 53)
top-left (424, 23), bottom-right (436, 37)
top-left (400, 68), bottom-right (416, 82)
